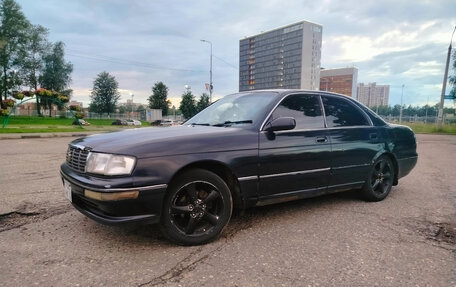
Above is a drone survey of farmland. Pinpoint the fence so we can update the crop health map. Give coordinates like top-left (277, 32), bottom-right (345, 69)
top-left (380, 115), bottom-right (456, 125)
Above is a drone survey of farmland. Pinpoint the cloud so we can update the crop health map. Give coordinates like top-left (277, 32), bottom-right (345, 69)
top-left (16, 0), bottom-right (456, 108)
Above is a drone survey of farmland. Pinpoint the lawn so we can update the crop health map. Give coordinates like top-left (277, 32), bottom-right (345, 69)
top-left (0, 116), bottom-right (147, 133)
top-left (402, 122), bottom-right (456, 134)
top-left (2, 116), bottom-right (115, 126)
top-left (1, 116), bottom-right (455, 135)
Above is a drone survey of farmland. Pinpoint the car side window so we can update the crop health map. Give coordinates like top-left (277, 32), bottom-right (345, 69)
top-left (272, 94), bottom-right (324, 129)
top-left (321, 96), bottom-right (370, 127)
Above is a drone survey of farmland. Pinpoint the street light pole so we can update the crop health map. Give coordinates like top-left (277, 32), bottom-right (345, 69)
top-left (438, 25), bottom-right (456, 127)
top-left (200, 39), bottom-right (213, 103)
top-left (131, 94), bottom-right (134, 116)
top-left (400, 84), bottom-right (404, 124)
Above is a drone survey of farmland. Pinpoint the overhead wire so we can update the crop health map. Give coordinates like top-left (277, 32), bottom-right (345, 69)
top-left (65, 48), bottom-right (204, 73)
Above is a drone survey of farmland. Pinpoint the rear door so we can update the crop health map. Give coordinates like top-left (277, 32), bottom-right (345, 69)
top-left (258, 93), bottom-right (331, 200)
top-left (321, 95), bottom-right (380, 188)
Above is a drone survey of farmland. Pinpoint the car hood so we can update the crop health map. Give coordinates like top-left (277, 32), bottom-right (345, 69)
top-left (70, 125), bottom-right (258, 158)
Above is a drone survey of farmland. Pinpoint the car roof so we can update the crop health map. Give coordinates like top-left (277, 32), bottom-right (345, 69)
top-left (239, 89), bottom-right (364, 105)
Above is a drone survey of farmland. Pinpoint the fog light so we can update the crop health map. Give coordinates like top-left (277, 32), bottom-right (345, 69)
top-left (84, 189), bottom-right (139, 201)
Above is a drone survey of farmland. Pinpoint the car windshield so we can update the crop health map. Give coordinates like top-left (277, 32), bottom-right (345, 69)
top-left (186, 92), bottom-right (277, 127)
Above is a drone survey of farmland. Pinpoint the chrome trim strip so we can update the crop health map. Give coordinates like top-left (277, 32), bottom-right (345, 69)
top-left (325, 125), bottom-right (374, 130)
top-left (321, 94), bottom-right (373, 126)
top-left (238, 175), bottom-right (258, 182)
top-left (259, 94), bottom-right (285, 132)
top-left (318, 94), bottom-right (328, 128)
top-left (397, 155), bottom-right (418, 161)
top-left (260, 91), bottom-right (331, 132)
top-left (327, 181), bottom-right (365, 189)
top-left (273, 127), bottom-right (327, 134)
top-left (259, 91), bottom-right (374, 132)
top-left (260, 167), bottom-right (330, 179)
top-left (332, 163), bottom-right (371, 170)
top-left (60, 171), bottom-right (167, 193)
top-left (70, 143), bottom-right (90, 151)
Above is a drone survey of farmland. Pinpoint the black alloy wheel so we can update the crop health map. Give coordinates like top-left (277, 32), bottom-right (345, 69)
top-left (161, 169), bottom-right (232, 245)
top-left (361, 156), bottom-right (395, 202)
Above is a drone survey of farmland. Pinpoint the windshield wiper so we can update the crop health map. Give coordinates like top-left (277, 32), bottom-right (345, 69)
top-left (212, 120), bottom-right (253, 127)
top-left (189, 123), bottom-right (210, 126)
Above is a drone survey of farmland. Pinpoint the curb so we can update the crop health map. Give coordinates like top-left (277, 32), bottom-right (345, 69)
top-left (0, 132), bottom-right (103, 140)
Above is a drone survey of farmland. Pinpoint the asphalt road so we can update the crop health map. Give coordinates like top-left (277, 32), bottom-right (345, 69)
top-left (0, 134), bottom-right (455, 286)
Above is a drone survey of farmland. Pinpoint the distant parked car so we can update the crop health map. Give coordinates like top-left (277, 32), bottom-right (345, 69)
top-left (72, 119), bottom-right (90, 126)
top-left (126, 119), bottom-right (142, 126)
top-left (112, 119), bottom-right (127, 125)
top-left (160, 119), bottom-right (174, 126)
top-left (150, 120), bottom-right (162, 126)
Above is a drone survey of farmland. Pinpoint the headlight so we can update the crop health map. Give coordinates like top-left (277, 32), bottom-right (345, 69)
top-left (85, 152), bottom-right (136, 175)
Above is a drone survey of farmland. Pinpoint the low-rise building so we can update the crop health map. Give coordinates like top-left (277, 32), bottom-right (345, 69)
top-left (319, 67), bottom-right (358, 98)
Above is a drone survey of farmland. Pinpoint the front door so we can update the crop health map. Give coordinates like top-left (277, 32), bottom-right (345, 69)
top-left (258, 94), bottom-right (331, 201)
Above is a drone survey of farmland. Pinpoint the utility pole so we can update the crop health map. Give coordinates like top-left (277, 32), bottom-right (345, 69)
top-left (425, 94), bottom-right (430, 124)
top-left (438, 26), bottom-right (456, 127)
top-left (400, 84), bottom-right (404, 124)
top-left (200, 39), bottom-right (213, 103)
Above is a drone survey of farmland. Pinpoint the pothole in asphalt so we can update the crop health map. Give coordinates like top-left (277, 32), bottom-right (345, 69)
top-left (422, 222), bottom-right (456, 245)
top-left (0, 202), bottom-right (71, 232)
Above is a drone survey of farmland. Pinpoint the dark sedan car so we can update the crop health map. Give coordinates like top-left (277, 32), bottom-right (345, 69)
top-left (61, 90), bottom-right (417, 245)
top-left (112, 119), bottom-right (127, 125)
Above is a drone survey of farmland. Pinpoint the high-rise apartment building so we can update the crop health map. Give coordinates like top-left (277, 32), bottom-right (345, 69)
top-left (357, 82), bottom-right (390, 107)
top-left (239, 20), bottom-right (322, 92)
top-left (319, 67), bottom-right (358, 98)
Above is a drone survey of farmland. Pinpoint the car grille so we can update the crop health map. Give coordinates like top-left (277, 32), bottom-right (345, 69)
top-left (66, 146), bottom-right (89, 172)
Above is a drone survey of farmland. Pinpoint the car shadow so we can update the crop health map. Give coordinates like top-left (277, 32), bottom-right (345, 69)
top-left (84, 189), bottom-right (363, 246)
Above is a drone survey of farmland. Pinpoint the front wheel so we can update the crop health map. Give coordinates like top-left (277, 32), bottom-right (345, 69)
top-left (361, 156), bottom-right (395, 202)
top-left (160, 169), bottom-right (232, 245)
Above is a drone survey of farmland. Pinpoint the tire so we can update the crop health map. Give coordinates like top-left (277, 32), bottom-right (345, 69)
top-left (361, 156), bottom-right (395, 202)
top-left (160, 169), bottom-right (233, 245)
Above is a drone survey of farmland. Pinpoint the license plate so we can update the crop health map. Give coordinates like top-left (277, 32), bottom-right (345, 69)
top-left (63, 179), bottom-right (72, 202)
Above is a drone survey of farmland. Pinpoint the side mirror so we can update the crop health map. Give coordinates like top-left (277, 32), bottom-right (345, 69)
top-left (263, 117), bottom-right (296, 132)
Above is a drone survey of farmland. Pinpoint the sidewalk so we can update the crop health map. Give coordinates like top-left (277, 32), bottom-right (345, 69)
top-left (0, 131), bottom-right (104, 140)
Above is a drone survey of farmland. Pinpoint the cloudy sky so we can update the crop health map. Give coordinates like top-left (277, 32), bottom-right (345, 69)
top-left (17, 0), bottom-right (456, 107)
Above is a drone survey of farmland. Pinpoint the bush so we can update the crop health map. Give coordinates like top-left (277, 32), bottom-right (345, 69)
top-left (0, 109), bottom-right (8, 116)
top-left (1, 99), bottom-right (15, 109)
top-left (69, 105), bottom-right (82, 112)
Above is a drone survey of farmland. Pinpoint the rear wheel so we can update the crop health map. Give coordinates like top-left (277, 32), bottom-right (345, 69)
top-left (160, 169), bottom-right (232, 245)
top-left (361, 156), bottom-right (395, 202)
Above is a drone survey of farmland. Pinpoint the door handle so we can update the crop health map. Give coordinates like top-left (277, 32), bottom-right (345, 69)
top-left (369, 133), bottom-right (378, 140)
top-left (316, 136), bottom-right (328, 143)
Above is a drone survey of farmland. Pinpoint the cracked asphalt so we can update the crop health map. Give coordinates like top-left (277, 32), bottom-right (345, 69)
top-left (0, 134), bottom-right (455, 286)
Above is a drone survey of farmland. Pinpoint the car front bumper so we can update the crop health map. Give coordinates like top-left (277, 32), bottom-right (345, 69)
top-left (60, 164), bottom-right (167, 225)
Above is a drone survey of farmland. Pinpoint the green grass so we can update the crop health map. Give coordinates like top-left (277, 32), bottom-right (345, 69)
top-left (2, 116), bottom-right (455, 135)
top-left (0, 116), bottom-right (148, 133)
top-left (400, 122), bottom-right (456, 134)
top-left (2, 116), bottom-right (116, 126)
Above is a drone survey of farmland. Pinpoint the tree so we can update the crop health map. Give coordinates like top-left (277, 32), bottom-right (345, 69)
top-left (148, 81), bottom-right (170, 116)
top-left (450, 53), bottom-right (456, 99)
top-left (89, 71), bottom-right (120, 115)
top-left (179, 90), bottom-right (196, 119)
top-left (0, 0), bottom-right (30, 100)
top-left (21, 24), bottom-right (50, 90)
top-left (136, 104), bottom-right (145, 112)
top-left (196, 93), bottom-right (210, 113)
top-left (118, 105), bottom-right (128, 114)
top-left (39, 41), bottom-right (73, 116)
top-left (39, 41), bottom-right (73, 91)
